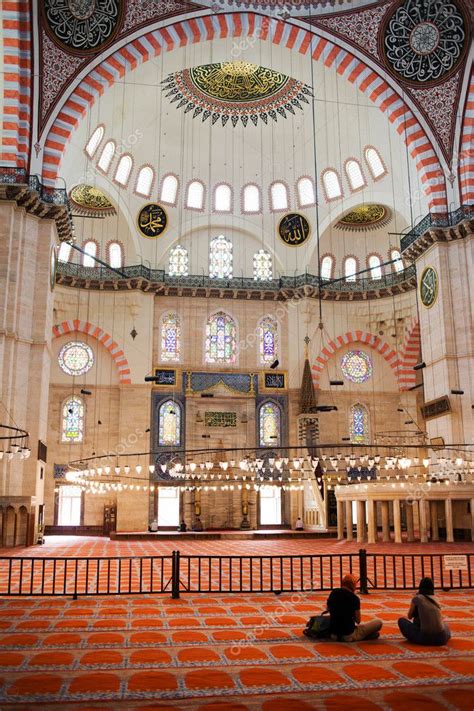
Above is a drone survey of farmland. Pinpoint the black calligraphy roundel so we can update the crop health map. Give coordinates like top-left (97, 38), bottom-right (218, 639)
top-left (137, 203), bottom-right (168, 239)
top-left (42, 0), bottom-right (123, 55)
top-left (278, 213), bottom-right (310, 247)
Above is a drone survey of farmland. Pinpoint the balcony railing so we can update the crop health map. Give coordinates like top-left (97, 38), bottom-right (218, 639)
top-left (0, 167), bottom-right (69, 205)
top-left (400, 205), bottom-right (474, 252)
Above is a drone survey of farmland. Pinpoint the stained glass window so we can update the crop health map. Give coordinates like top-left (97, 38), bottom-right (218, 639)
top-left (297, 177), bottom-right (315, 207)
top-left (58, 341), bottom-right (95, 376)
top-left (345, 159), bottom-right (365, 191)
top-left (368, 255), bottom-right (382, 280)
top-left (85, 126), bottom-right (104, 158)
top-left (61, 396), bottom-right (85, 443)
top-left (322, 169), bottom-right (342, 200)
top-left (243, 184), bottom-right (260, 213)
top-left (161, 174), bottom-right (178, 205)
top-left (97, 140), bottom-right (115, 172)
top-left (135, 166), bottom-right (154, 197)
top-left (259, 316), bottom-right (278, 365)
top-left (270, 182), bottom-right (289, 211)
top-left (341, 350), bottom-right (373, 383)
top-left (209, 235), bottom-right (232, 279)
top-left (259, 402), bottom-right (281, 447)
top-left (158, 400), bottom-right (181, 446)
top-left (253, 250), bottom-right (272, 281)
top-left (114, 154), bottom-right (132, 186)
top-left (349, 403), bottom-right (369, 444)
top-left (321, 255), bottom-right (333, 280)
top-left (169, 245), bottom-right (188, 276)
top-left (161, 313), bottom-right (180, 362)
top-left (365, 147), bottom-right (386, 179)
top-left (205, 311), bottom-right (237, 364)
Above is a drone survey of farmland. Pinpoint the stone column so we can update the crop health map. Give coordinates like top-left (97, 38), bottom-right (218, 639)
top-left (356, 500), bottom-right (366, 543)
top-left (337, 499), bottom-right (345, 540)
top-left (471, 498), bottom-right (474, 542)
top-left (430, 500), bottom-right (439, 541)
top-left (445, 499), bottom-right (454, 542)
top-left (419, 497), bottom-right (428, 543)
top-left (381, 501), bottom-right (390, 542)
top-left (406, 502), bottom-right (415, 542)
top-left (392, 499), bottom-right (402, 543)
top-left (345, 500), bottom-right (353, 541)
top-left (367, 499), bottom-right (376, 544)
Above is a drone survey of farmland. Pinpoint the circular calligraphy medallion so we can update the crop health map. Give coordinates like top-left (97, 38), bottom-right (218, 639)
top-left (137, 203), bottom-right (168, 239)
top-left (278, 213), bottom-right (310, 247)
top-left (420, 266), bottom-right (438, 308)
top-left (42, 0), bottom-right (122, 55)
top-left (381, 0), bottom-right (468, 85)
top-left (50, 244), bottom-right (58, 291)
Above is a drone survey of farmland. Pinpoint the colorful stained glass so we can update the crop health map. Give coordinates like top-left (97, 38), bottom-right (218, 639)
top-left (259, 402), bottom-right (280, 446)
top-left (349, 403), bottom-right (369, 444)
top-left (161, 314), bottom-right (180, 362)
top-left (259, 316), bottom-right (277, 365)
top-left (341, 350), bottom-right (372, 383)
top-left (253, 250), bottom-right (272, 280)
top-left (61, 396), bottom-right (84, 443)
top-left (205, 312), bottom-right (237, 363)
top-left (158, 400), bottom-right (181, 446)
top-left (58, 341), bottom-right (94, 376)
top-left (169, 245), bottom-right (188, 276)
top-left (209, 235), bottom-right (232, 279)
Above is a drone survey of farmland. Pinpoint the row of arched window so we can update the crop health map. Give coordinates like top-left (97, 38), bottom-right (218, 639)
top-left (85, 126), bottom-right (387, 211)
top-left (58, 240), bottom-right (123, 269)
top-left (61, 395), bottom-right (368, 447)
top-left (321, 249), bottom-right (404, 281)
top-left (161, 311), bottom-right (278, 366)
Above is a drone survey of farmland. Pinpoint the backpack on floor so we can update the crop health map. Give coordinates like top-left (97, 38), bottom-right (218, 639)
top-left (303, 611), bottom-right (331, 640)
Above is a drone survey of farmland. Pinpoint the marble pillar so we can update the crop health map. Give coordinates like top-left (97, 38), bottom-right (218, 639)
top-left (367, 499), bottom-right (376, 544)
top-left (337, 499), bottom-right (345, 540)
top-left (445, 499), bottom-right (454, 542)
top-left (406, 501), bottom-right (415, 542)
top-left (393, 499), bottom-right (402, 543)
top-left (356, 500), bottom-right (366, 543)
top-left (419, 498), bottom-right (428, 543)
top-left (345, 500), bottom-right (353, 541)
top-left (381, 501), bottom-right (390, 542)
top-left (430, 500), bottom-right (439, 541)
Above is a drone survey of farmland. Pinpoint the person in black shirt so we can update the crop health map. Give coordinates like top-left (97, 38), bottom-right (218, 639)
top-left (327, 574), bottom-right (382, 641)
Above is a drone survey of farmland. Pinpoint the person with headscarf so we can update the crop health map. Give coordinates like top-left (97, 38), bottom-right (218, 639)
top-left (326, 573), bottom-right (383, 641)
top-left (398, 577), bottom-right (451, 645)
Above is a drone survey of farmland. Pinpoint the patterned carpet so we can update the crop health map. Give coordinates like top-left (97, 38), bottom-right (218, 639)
top-left (0, 588), bottom-right (473, 709)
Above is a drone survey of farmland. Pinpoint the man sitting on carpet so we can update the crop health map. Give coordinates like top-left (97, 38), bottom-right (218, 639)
top-left (327, 573), bottom-right (383, 642)
top-left (398, 577), bottom-right (451, 646)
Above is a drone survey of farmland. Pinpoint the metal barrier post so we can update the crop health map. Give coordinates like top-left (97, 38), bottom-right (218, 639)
top-left (171, 550), bottom-right (180, 599)
top-left (359, 549), bottom-right (369, 594)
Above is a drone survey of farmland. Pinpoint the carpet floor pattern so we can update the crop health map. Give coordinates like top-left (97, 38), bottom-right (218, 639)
top-left (0, 590), bottom-right (472, 709)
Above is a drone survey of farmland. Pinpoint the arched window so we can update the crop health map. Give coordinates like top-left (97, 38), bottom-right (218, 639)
top-left (322, 169), bottom-right (342, 201)
top-left (97, 140), bottom-right (115, 173)
top-left (161, 174), bottom-right (179, 205)
top-left (61, 396), bottom-right (85, 443)
top-left (391, 249), bottom-right (404, 273)
top-left (297, 177), bottom-right (316, 207)
top-left (344, 256), bottom-right (357, 282)
top-left (242, 184), bottom-right (260, 213)
top-left (253, 249), bottom-right (272, 281)
top-left (161, 313), bottom-right (180, 362)
top-left (85, 126), bottom-right (104, 158)
top-left (214, 183), bottom-right (232, 212)
top-left (186, 180), bottom-right (205, 210)
top-left (158, 400), bottom-right (181, 446)
top-left (345, 159), bottom-right (365, 191)
top-left (368, 255), bottom-right (382, 280)
top-left (270, 182), bottom-right (289, 211)
top-left (209, 235), bottom-right (232, 279)
top-left (83, 240), bottom-right (97, 267)
top-left (349, 403), bottom-right (369, 444)
top-left (58, 242), bottom-right (72, 263)
top-left (205, 311), bottom-right (237, 364)
top-left (365, 147), bottom-right (386, 179)
top-left (108, 242), bottom-right (122, 269)
top-left (320, 255), bottom-right (333, 280)
top-left (259, 402), bottom-right (281, 447)
top-left (258, 316), bottom-right (278, 366)
top-left (169, 245), bottom-right (188, 277)
top-left (135, 166), bottom-right (154, 197)
top-left (114, 154), bottom-right (133, 186)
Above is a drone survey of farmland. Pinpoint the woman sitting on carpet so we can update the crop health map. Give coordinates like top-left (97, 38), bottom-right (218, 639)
top-left (398, 576), bottom-right (451, 646)
top-left (326, 573), bottom-right (383, 642)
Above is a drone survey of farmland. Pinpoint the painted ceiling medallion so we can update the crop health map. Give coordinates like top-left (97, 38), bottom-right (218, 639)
top-left (382, 0), bottom-right (467, 84)
top-left (162, 62), bottom-right (313, 127)
top-left (43, 0), bottom-right (122, 54)
top-left (336, 204), bottom-right (391, 231)
top-left (69, 184), bottom-right (116, 217)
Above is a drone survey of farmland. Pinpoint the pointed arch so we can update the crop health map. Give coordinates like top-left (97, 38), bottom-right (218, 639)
top-left (311, 330), bottom-right (402, 390)
top-left (52, 319), bottom-right (131, 384)
top-left (398, 317), bottom-right (421, 391)
top-left (40, 14), bottom-right (447, 212)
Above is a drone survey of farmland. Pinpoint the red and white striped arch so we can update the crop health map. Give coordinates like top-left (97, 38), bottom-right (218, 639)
top-left (458, 71), bottom-right (474, 206)
top-left (398, 317), bottom-right (420, 391)
top-left (311, 330), bottom-right (402, 390)
top-left (52, 319), bottom-right (131, 384)
top-left (0, 0), bottom-right (31, 168)
top-left (41, 12), bottom-right (447, 212)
